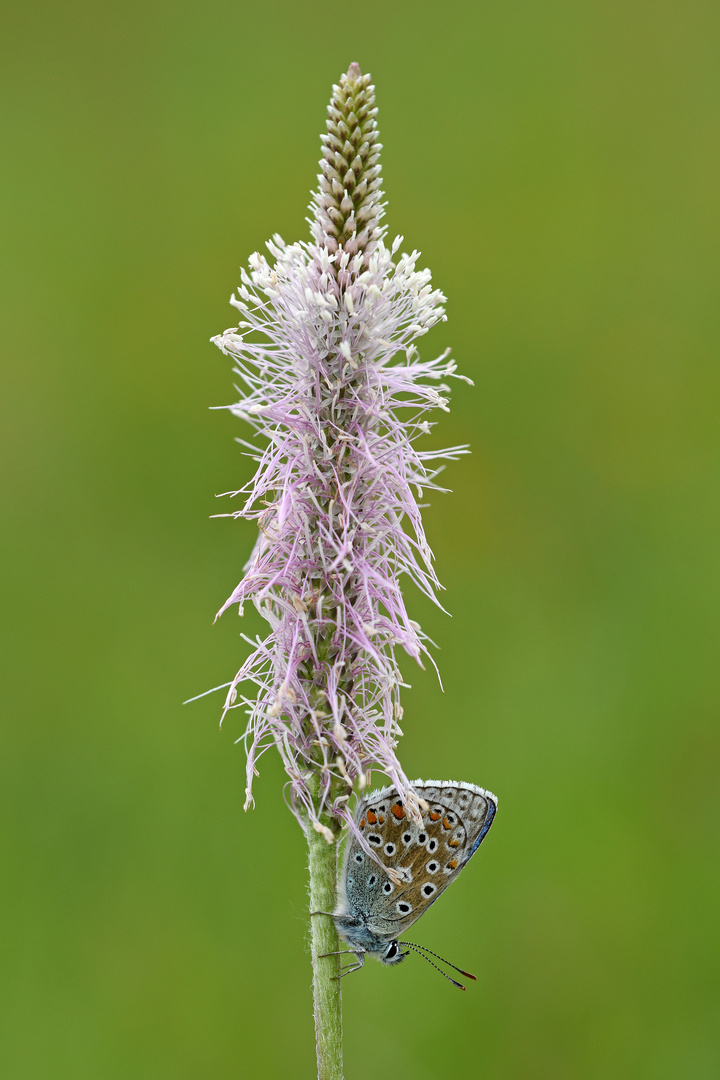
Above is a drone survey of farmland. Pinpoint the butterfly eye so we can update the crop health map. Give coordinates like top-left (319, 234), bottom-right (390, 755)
top-left (386, 941), bottom-right (399, 959)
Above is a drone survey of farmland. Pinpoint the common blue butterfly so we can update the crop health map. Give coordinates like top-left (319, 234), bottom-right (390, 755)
top-left (329, 779), bottom-right (497, 988)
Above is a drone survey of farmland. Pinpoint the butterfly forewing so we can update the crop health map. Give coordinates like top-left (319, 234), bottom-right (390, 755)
top-left (342, 780), bottom-right (497, 940)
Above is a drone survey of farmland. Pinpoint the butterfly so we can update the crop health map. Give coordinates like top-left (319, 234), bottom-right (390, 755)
top-left (329, 779), bottom-right (497, 989)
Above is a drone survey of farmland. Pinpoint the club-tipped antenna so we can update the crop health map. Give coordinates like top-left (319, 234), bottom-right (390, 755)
top-left (404, 940), bottom-right (477, 981)
top-left (402, 942), bottom-right (471, 990)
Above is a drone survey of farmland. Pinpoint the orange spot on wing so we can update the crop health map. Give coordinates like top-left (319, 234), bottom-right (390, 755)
top-left (391, 803), bottom-right (405, 820)
top-left (448, 838), bottom-right (460, 848)
top-left (443, 817), bottom-right (452, 830)
top-left (366, 811), bottom-right (377, 825)
top-left (378, 814), bottom-right (385, 824)
top-left (429, 811), bottom-right (440, 821)
top-left (360, 818), bottom-right (366, 829)
top-left (447, 858), bottom-right (458, 869)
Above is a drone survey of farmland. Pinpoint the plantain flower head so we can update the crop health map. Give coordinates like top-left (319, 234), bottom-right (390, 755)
top-left (211, 63), bottom-right (468, 839)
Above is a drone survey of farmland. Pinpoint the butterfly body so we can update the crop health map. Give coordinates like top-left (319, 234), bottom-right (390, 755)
top-left (333, 779), bottom-right (497, 972)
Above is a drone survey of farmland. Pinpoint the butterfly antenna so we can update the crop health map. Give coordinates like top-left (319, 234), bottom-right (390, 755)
top-left (402, 942), bottom-right (468, 990)
top-left (403, 941), bottom-right (477, 982)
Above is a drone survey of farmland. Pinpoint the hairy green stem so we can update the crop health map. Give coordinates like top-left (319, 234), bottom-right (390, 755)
top-left (301, 63), bottom-right (382, 1079)
top-left (306, 789), bottom-right (344, 1080)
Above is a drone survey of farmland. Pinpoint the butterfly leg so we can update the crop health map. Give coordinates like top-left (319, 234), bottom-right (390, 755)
top-left (333, 951), bottom-right (366, 979)
top-left (317, 948), bottom-right (366, 975)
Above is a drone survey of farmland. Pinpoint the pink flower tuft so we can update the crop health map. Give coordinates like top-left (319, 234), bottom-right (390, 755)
top-left (211, 65), bottom-right (469, 835)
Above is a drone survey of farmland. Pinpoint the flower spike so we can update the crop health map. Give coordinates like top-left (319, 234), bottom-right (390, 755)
top-left (211, 66), bottom-right (467, 838)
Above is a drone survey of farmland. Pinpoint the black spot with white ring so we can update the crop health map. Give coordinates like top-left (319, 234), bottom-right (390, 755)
top-left (368, 834), bottom-right (382, 845)
top-left (382, 881), bottom-right (393, 894)
top-left (384, 843), bottom-right (396, 857)
top-left (426, 861), bottom-right (439, 874)
top-left (367, 874), bottom-right (378, 887)
top-left (422, 883), bottom-right (437, 898)
top-left (427, 838), bottom-right (438, 853)
top-left (354, 852), bottom-right (364, 863)
top-left (397, 901), bottom-right (412, 915)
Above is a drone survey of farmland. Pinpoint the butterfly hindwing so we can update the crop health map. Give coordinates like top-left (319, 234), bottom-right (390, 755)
top-left (340, 780), bottom-right (497, 941)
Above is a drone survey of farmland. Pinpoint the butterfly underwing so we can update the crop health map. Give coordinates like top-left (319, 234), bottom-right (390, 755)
top-left (332, 779), bottom-right (497, 978)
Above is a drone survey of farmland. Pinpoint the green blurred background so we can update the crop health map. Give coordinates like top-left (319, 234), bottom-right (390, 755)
top-left (2, 1), bottom-right (718, 1076)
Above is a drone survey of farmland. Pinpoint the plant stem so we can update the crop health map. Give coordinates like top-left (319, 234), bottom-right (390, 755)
top-left (306, 792), bottom-right (344, 1080)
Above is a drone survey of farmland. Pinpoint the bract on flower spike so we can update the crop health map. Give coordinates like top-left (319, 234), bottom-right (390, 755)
top-left (211, 63), bottom-right (467, 839)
